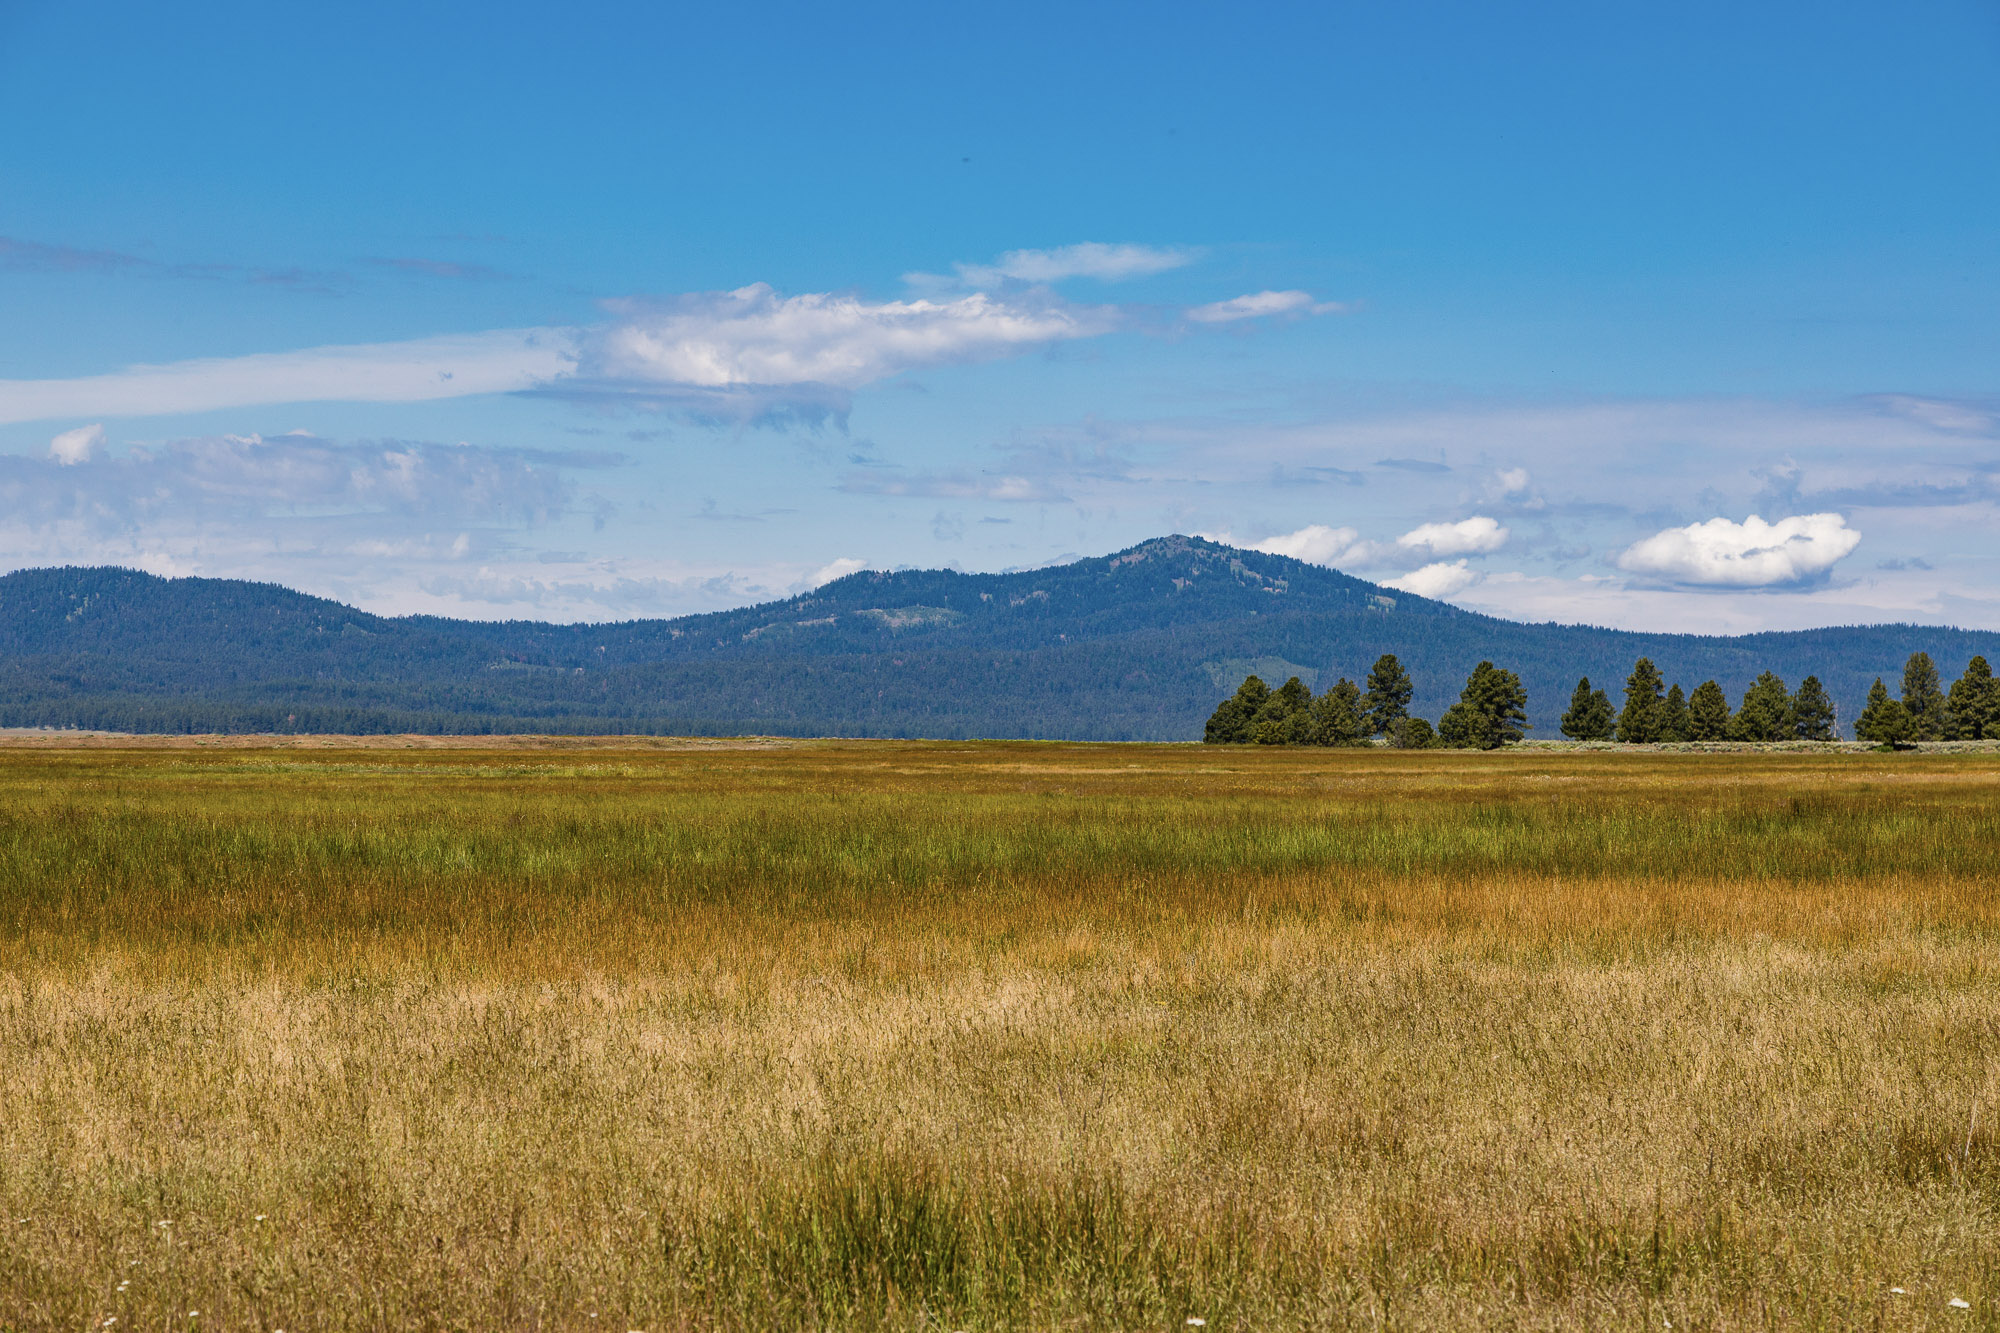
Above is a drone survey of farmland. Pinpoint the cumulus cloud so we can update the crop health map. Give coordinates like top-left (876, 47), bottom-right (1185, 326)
top-left (1385, 560), bottom-right (1480, 600)
top-left (1396, 515), bottom-right (1509, 557)
top-left (805, 556), bottom-right (867, 588)
top-left (913, 243), bottom-right (1197, 290)
top-left (1185, 290), bottom-right (1341, 323)
top-left (587, 284), bottom-right (1113, 392)
top-left (1247, 523), bottom-right (1364, 566)
top-left (1615, 513), bottom-right (1862, 587)
top-left (0, 330), bottom-right (577, 425)
top-left (48, 423), bottom-right (105, 466)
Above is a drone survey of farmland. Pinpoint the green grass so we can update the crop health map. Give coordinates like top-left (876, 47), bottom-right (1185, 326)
top-left (2, 741), bottom-right (1999, 1328)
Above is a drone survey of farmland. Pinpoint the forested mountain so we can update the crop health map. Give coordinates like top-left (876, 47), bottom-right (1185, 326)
top-left (2, 535), bottom-right (1996, 739)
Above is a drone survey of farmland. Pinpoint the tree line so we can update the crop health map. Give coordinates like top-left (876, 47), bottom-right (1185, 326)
top-left (1560, 651), bottom-right (1996, 743)
top-left (1204, 655), bottom-right (1528, 749)
top-left (1206, 651), bottom-right (2000, 749)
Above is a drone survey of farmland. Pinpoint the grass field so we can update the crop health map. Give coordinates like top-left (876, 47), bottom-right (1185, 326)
top-left (2, 740), bottom-right (1998, 1330)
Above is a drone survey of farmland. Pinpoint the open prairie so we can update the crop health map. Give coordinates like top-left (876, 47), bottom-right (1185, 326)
top-left (3, 741), bottom-right (1999, 1330)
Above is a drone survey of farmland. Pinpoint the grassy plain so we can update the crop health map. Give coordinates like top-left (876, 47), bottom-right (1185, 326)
top-left (2, 740), bottom-right (1998, 1330)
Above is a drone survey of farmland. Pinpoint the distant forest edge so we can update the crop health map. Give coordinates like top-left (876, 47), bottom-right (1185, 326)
top-left (3, 536), bottom-right (1999, 740)
top-left (1205, 652), bottom-right (1999, 749)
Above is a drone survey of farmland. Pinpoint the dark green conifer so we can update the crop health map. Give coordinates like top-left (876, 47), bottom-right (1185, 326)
top-left (1203, 675), bottom-right (1269, 744)
top-left (1855, 677), bottom-right (1913, 745)
top-left (1361, 654), bottom-right (1414, 737)
top-left (1616, 658), bottom-right (1665, 743)
top-left (1389, 715), bottom-right (1437, 749)
top-left (1687, 680), bottom-right (1731, 741)
top-left (1790, 675), bottom-right (1837, 741)
top-left (1250, 675), bottom-right (1314, 744)
top-left (1309, 678), bottom-right (1365, 746)
top-left (1438, 661), bottom-right (1529, 750)
top-left (1946, 656), bottom-right (1997, 740)
top-left (1659, 684), bottom-right (1691, 742)
top-left (1902, 652), bottom-right (1946, 741)
top-left (1730, 671), bottom-right (1792, 741)
top-left (1559, 677), bottom-right (1615, 740)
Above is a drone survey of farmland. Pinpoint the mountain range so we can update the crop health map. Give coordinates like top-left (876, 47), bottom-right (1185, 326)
top-left (2, 535), bottom-right (1994, 739)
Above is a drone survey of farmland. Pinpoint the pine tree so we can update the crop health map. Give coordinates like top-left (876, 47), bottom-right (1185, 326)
top-left (1439, 661), bottom-right (1529, 750)
top-left (1790, 675), bottom-right (1837, 741)
top-left (1560, 677), bottom-right (1615, 740)
top-left (1390, 715), bottom-right (1437, 749)
top-left (1901, 652), bottom-right (1947, 741)
top-left (1687, 680), bottom-right (1731, 741)
top-left (1855, 677), bottom-right (1913, 744)
top-left (1659, 684), bottom-right (1691, 742)
top-left (1946, 656), bottom-right (1997, 740)
top-left (1361, 654), bottom-right (1414, 737)
top-left (1616, 657), bottom-right (1665, 743)
top-left (1730, 671), bottom-right (1792, 741)
top-left (1250, 675), bottom-right (1314, 745)
top-left (1203, 675), bottom-right (1269, 744)
top-left (1308, 678), bottom-right (1365, 746)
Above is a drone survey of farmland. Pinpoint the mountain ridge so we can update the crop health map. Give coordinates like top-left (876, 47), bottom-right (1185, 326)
top-left (2, 536), bottom-right (1994, 739)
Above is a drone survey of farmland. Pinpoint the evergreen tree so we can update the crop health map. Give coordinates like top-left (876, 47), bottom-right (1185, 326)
top-left (1901, 652), bottom-right (1947, 741)
top-left (1250, 675), bottom-right (1314, 744)
top-left (1730, 671), bottom-right (1793, 741)
top-left (1389, 715), bottom-right (1437, 749)
top-left (1946, 656), bottom-right (1998, 740)
top-left (1855, 677), bottom-right (1914, 744)
top-left (1687, 680), bottom-right (1731, 741)
top-left (1308, 678), bottom-right (1365, 746)
top-left (1790, 675), bottom-right (1837, 741)
top-left (1559, 677), bottom-right (1615, 740)
top-left (1616, 657), bottom-right (1666, 742)
top-left (1361, 653), bottom-right (1414, 737)
top-left (1659, 684), bottom-right (1691, 742)
top-left (1438, 661), bottom-right (1529, 750)
top-left (1203, 675), bottom-right (1269, 744)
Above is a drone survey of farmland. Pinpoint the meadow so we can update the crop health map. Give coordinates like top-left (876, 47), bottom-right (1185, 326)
top-left (2, 739), bottom-right (1998, 1330)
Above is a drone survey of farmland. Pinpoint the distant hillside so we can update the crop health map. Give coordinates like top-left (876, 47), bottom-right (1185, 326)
top-left (2, 536), bottom-right (1995, 739)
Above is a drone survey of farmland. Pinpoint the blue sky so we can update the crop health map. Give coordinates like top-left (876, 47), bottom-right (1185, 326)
top-left (3, 0), bottom-right (1997, 629)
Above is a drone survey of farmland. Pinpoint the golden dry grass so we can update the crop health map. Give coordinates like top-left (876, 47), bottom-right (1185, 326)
top-left (2, 741), bottom-right (1998, 1330)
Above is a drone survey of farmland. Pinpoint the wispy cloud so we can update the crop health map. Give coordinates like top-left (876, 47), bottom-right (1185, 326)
top-left (839, 468), bottom-right (1068, 502)
top-left (1397, 515), bottom-right (1509, 557)
top-left (584, 284), bottom-right (1115, 390)
top-left (909, 242), bottom-right (1198, 291)
top-left (0, 330), bottom-right (579, 424)
top-left (1185, 289), bottom-right (1341, 323)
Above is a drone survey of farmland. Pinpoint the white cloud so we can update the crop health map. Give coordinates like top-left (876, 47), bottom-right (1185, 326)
top-left (919, 243), bottom-right (1197, 290)
top-left (588, 284), bottom-right (1115, 391)
top-left (1185, 290), bottom-right (1338, 324)
top-left (1496, 467), bottom-right (1530, 494)
top-left (1385, 560), bottom-right (1479, 600)
top-left (48, 423), bottom-right (104, 465)
top-left (1616, 512), bottom-right (1862, 587)
top-left (0, 330), bottom-right (577, 425)
top-left (1396, 515), bottom-right (1509, 557)
top-left (806, 556), bottom-right (867, 588)
top-left (1247, 523), bottom-right (1363, 566)
top-left (0, 283), bottom-right (1123, 424)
